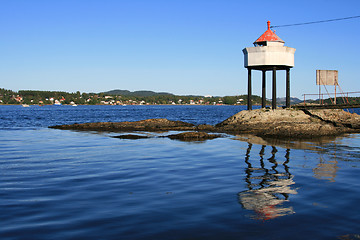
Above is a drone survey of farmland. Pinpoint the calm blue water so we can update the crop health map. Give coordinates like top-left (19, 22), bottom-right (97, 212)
top-left (1, 105), bottom-right (360, 240)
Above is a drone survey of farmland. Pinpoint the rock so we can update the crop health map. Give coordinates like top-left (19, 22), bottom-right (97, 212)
top-left (112, 132), bottom-right (221, 141)
top-left (196, 124), bottom-right (217, 132)
top-left (307, 109), bottom-right (360, 129)
top-left (215, 108), bottom-right (360, 138)
top-left (167, 132), bottom-right (222, 141)
top-left (112, 134), bottom-right (150, 139)
top-left (49, 109), bottom-right (360, 139)
top-left (49, 118), bottom-right (196, 132)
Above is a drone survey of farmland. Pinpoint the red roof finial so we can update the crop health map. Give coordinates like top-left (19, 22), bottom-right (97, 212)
top-left (253, 20), bottom-right (284, 45)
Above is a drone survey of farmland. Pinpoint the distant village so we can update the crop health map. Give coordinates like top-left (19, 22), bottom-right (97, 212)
top-left (0, 88), bottom-right (266, 106)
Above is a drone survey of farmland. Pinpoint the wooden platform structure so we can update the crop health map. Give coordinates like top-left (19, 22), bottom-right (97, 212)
top-left (293, 104), bottom-right (360, 110)
top-left (298, 91), bottom-right (360, 110)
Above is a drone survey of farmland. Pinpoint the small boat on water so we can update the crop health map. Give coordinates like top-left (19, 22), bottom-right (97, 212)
top-left (22, 104), bottom-right (30, 107)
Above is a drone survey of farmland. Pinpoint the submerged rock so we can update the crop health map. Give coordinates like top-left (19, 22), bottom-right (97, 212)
top-left (111, 132), bottom-right (221, 141)
top-left (167, 132), bottom-right (222, 141)
top-left (112, 134), bottom-right (150, 139)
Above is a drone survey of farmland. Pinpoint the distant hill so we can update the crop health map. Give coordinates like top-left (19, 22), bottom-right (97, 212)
top-left (276, 97), bottom-right (302, 105)
top-left (102, 89), bottom-right (174, 97)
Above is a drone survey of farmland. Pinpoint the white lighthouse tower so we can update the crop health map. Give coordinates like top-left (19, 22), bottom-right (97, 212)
top-left (243, 21), bottom-right (296, 110)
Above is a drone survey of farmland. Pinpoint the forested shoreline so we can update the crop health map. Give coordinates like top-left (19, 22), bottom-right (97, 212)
top-left (0, 88), bottom-right (264, 105)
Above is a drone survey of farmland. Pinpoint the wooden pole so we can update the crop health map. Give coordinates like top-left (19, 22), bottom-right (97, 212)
top-left (286, 68), bottom-right (290, 108)
top-left (272, 67), bottom-right (277, 109)
top-left (262, 70), bottom-right (266, 108)
top-left (248, 68), bottom-right (252, 110)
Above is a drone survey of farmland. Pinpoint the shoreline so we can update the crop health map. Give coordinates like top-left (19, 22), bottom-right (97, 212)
top-left (49, 108), bottom-right (360, 139)
top-left (1, 103), bottom-right (252, 106)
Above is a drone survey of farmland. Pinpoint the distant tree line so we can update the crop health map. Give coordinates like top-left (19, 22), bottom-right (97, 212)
top-left (0, 88), bottom-right (272, 106)
top-left (307, 96), bottom-right (360, 105)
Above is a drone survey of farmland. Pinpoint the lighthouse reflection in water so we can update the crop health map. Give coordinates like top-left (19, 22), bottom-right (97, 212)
top-left (238, 143), bottom-right (297, 220)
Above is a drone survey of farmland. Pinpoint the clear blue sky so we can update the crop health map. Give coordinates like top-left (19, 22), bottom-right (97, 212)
top-left (1, 0), bottom-right (359, 98)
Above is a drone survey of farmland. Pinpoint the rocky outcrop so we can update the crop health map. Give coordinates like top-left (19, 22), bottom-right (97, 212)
top-left (307, 109), bottom-right (360, 129)
top-left (50, 118), bottom-right (196, 132)
top-left (49, 109), bottom-right (360, 139)
top-left (215, 109), bottom-right (360, 138)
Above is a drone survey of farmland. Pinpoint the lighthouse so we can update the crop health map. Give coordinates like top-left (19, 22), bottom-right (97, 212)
top-left (243, 21), bottom-right (296, 110)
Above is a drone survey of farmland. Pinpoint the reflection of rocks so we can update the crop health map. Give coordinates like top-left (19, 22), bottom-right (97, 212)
top-left (313, 156), bottom-right (339, 182)
top-left (234, 134), bottom-right (339, 151)
top-left (338, 233), bottom-right (360, 240)
top-left (49, 109), bottom-right (360, 139)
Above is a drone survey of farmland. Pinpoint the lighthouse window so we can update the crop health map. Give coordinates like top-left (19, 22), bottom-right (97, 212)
top-left (254, 42), bottom-right (267, 47)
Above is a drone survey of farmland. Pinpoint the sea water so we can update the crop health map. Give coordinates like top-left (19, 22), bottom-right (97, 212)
top-left (1, 105), bottom-right (360, 240)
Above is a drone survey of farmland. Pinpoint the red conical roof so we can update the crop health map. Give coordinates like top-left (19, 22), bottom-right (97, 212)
top-left (253, 21), bottom-right (284, 45)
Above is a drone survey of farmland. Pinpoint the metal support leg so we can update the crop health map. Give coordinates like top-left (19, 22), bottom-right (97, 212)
top-left (286, 68), bottom-right (290, 108)
top-left (272, 67), bottom-right (277, 110)
top-left (248, 68), bottom-right (252, 110)
top-left (262, 70), bottom-right (266, 108)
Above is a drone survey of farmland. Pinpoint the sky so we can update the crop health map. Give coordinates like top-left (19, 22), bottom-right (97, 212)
top-left (1, 0), bottom-right (359, 98)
